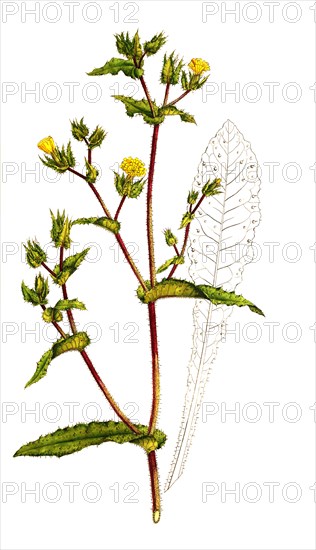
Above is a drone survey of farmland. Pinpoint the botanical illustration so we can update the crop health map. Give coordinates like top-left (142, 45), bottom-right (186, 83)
top-left (14, 31), bottom-right (263, 523)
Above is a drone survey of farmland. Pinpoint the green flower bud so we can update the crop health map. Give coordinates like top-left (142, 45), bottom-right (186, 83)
top-left (50, 210), bottom-right (72, 249)
top-left (202, 178), bottom-right (222, 197)
top-left (88, 126), bottom-right (106, 150)
top-left (35, 273), bottom-right (49, 304)
top-left (144, 32), bottom-right (167, 56)
top-left (164, 229), bottom-right (178, 246)
top-left (71, 118), bottom-right (89, 141)
top-left (187, 190), bottom-right (199, 205)
top-left (39, 141), bottom-right (76, 173)
top-left (115, 31), bottom-right (143, 62)
top-left (161, 52), bottom-right (184, 85)
top-left (24, 240), bottom-right (47, 268)
top-left (179, 211), bottom-right (195, 229)
top-left (85, 159), bottom-right (99, 184)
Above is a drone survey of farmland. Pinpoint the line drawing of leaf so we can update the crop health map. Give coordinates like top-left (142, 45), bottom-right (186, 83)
top-left (165, 119), bottom-right (262, 491)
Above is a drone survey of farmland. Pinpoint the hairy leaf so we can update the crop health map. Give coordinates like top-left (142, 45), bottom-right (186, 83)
top-left (87, 58), bottom-right (143, 80)
top-left (24, 332), bottom-right (90, 388)
top-left (137, 278), bottom-right (264, 315)
top-left (14, 421), bottom-right (167, 457)
top-left (25, 349), bottom-right (54, 388)
top-left (21, 281), bottom-right (43, 306)
top-left (54, 299), bottom-right (86, 311)
top-left (53, 332), bottom-right (90, 357)
top-left (156, 256), bottom-right (184, 274)
top-left (159, 105), bottom-right (196, 124)
top-left (53, 249), bottom-right (90, 285)
top-left (72, 217), bottom-right (120, 234)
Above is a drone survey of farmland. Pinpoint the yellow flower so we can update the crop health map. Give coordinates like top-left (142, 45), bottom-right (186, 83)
top-left (120, 157), bottom-right (146, 178)
top-left (188, 58), bottom-right (210, 75)
top-left (37, 136), bottom-right (56, 155)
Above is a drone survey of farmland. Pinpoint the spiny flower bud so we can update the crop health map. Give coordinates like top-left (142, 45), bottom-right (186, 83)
top-left (71, 118), bottom-right (89, 142)
top-left (24, 240), bottom-right (47, 268)
top-left (164, 229), bottom-right (178, 246)
top-left (187, 190), bottom-right (199, 205)
top-left (50, 210), bottom-right (72, 249)
top-left (202, 177), bottom-right (222, 197)
top-left (34, 273), bottom-right (49, 303)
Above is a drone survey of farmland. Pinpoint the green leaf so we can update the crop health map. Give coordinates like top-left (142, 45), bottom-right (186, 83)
top-left (144, 32), bottom-right (167, 56)
top-left (87, 58), bottom-right (143, 80)
top-left (113, 95), bottom-right (164, 125)
top-left (42, 307), bottom-right (63, 323)
top-left (14, 421), bottom-right (167, 457)
top-left (53, 332), bottom-right (90, 357)
top-left (54, 299), bottom-right (86, 311)
top-left (53, 249), bottom-right (90, 285)
top-left (179, 211), bottom-right (195, 229)
top-left (159, 105), bottom-right (196, 124)
top-left (21, 281), bottom-right (42, 306)
top-left (113, 94), bottom-right (156, 118)
top-left (72, 217), bottom-right (120, 234)
top-left (24, 332), bottom-right (90, 388)
top-left (25, 349), bottom-right (54, 388)
top-left (156, 256), bottom-right (184, 274)
top-left (136, 278), bottom-right (264, 315)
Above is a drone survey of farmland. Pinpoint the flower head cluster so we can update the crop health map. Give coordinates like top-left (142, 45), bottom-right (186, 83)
top-left (120, 157), bottom-right (146, 179)
top-left (188, 58), bottom-right (210, 75)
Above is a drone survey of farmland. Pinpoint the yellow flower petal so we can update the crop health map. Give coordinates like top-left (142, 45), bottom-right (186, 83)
top-left (38, 136), bottom-right (56, 155)
top-left (120, 157), bottom-right (146, 178)
top-left (188, 58), bottom-right (210, 75)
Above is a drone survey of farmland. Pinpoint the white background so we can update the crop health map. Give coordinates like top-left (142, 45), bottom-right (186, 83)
top-left (1, 1), bottom-right (315, 549)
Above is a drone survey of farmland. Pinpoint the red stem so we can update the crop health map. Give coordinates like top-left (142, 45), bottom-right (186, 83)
top-left (148, 450), bottom-right (160, 523)
top-left (114, 195), bottom-right (127, 221)
top-left (168, 223), bottom-right (191, 279)
top-left (80, 350), bottom-right (139, 433)
top-left (167, 89), bottom-right (191, 107)
top-left (163, 83), bottom-right (170, 106)
top-left (42, 262), bottom-right (56, 278)
top-left (147, 124), bottom-right (160, 287)
top-left (60, 246), bottom-right (77, 334)
top-left (167, 195), bottom-right (207, 279)
top-left (148, 302), bottom-right (159, 434)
